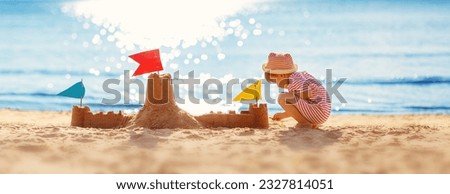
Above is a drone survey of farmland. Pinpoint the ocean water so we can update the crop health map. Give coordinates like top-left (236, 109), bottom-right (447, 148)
top-left (1, 0), bottom-right (450, 115)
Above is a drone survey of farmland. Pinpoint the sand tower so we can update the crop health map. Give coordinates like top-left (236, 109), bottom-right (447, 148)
top-left (128, 73), bottom-right (202, 129)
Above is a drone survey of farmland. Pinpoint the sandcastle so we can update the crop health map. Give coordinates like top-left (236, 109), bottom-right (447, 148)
top-left (71, 73), bottom-right (269, 129)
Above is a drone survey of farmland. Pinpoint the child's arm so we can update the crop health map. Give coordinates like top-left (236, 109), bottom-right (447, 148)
top-left (287, 73), bottom-right (314, 102)
top-left (294, 90), bottom-right (311, 101)
top-left (281, 91), bottom-right (311, 102)
top-left (272, 111), bottom-right (290, 121)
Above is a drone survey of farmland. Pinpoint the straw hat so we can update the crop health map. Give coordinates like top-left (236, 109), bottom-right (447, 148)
top-left (262, 52), bottom-right (298, 74)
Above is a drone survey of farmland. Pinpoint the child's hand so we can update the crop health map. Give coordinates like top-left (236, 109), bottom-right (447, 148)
top-left (272, 112), bottom-right (289, 121)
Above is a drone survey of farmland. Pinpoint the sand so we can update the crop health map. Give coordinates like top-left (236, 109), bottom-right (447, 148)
top-left (0, 109), bottom-right (449, 173)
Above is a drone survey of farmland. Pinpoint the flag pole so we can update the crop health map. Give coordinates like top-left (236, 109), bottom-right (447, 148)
top-left (80, 79), bottom-right (83, 107)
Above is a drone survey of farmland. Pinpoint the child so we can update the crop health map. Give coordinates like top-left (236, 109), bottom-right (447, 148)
top-left (262, 52), bottom-right (331, 128)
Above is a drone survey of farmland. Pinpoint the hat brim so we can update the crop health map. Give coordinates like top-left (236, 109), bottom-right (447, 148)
top-left (262, 63), bottom-right (298, 74)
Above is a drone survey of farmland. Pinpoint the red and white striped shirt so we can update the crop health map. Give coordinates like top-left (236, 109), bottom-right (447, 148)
top-left (287, 71), bottom-right (331, 124)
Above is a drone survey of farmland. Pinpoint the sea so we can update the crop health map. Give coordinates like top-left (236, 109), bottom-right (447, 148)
top-left (1, 0), bottom-right (450, 115)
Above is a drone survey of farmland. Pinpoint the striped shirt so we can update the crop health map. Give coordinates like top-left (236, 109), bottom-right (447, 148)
top-left (287, 71), bottom-right (331, 124)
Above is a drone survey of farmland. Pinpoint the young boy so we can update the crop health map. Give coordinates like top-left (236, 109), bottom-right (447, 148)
top-left (262, 52), bottom-right (331, 128)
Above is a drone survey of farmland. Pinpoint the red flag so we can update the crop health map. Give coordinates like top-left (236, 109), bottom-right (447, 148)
top-left (129, 49), bottom-right (164, 76)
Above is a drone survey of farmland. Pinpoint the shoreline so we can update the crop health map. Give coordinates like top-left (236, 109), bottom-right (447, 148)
top-left (2, 107), bottom-right (450, 116)
top-left (0, 109), bottom-right (449, 173)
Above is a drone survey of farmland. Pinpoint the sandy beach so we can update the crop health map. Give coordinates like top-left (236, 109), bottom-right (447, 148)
top-left (0, 109), bottom-right (449, 174)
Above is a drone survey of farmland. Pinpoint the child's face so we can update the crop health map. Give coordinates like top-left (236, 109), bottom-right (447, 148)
top-left (269, 74), bottom-right (290, 88)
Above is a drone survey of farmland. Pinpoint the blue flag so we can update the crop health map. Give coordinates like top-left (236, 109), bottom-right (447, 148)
top-left (57, 81), bottom-right (85, 99)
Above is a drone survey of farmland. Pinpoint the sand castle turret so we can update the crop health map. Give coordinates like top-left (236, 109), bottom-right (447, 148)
top-left (71, 106), bottom-right (87, 127)
top-left (127, 73), bottom-right (202, 129)
top-left (249, 103), bottom-right (269, 128)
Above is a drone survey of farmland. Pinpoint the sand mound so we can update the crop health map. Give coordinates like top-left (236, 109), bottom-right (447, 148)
top-left (130, 103), bottom-right (201, 129)
top-left (127, 73), bottom-right (201, 129)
